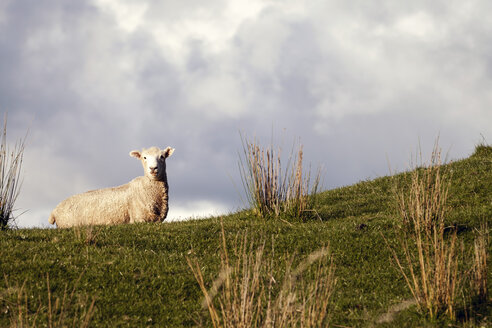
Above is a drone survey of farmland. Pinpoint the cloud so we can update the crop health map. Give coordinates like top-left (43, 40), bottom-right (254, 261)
top-left (1, 0), bottom-right (491, 227)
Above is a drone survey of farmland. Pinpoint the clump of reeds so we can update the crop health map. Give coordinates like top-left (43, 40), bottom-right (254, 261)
top-left (238, 134), bottom-right (321, 220)
top-left (187, 221), bottom-right (336, 328)
top-left (0, 114), bottom-right (26, 230)
top-left (389, 143), bottom-right (461, 321)
top-left (2, 273), bottom-right (96, 328)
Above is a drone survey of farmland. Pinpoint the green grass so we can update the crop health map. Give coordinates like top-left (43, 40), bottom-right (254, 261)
top-left (1, 145), bottom-right (491, 327)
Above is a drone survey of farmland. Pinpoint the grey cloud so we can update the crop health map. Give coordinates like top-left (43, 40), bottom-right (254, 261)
top-left (1, 1), bottom-right (99, 116)
top-left (143, 0), bottom-right (227, 23)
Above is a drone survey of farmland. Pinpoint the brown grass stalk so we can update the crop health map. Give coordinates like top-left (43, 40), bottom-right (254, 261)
top-left (187, 220), bottom-right (336, 328)
top-left (238, 134), bottom-right (321, 220)
top-left (0, 114), bottom-right (27, 230)
top-left (73, 225), bottom-right (101, 246)
top-left (3, 273), bottom-right (96, 328)
top-left (471, 223), bottom-right (488, 302)
top-left (389, 142), bottom-right (461, 321)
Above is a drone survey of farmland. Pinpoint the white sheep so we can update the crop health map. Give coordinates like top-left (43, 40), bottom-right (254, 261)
top-left (49, 146), bottom-right (174, 228)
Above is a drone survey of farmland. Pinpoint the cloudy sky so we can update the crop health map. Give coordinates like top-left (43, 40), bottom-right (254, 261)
top-left (2, 0), bottom-right (491, 228)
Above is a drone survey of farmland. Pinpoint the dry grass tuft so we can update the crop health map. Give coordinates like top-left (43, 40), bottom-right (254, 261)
top-left (238, 134), bottom-right (321, 220)
top-left (387, 142), bottom-right (461, 321)
top-left (2, 273), bottom-right (96, 328)
top-left (0, 114), bottom-right (27, 230)
top-left (471, 223), bottom-right (488, 303)
top-left (187, 220), bottom-right (336, 328)
top-left (73, 225), bottom-right (100, 246)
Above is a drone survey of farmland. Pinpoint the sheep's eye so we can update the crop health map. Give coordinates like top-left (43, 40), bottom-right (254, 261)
top-left (143, 156), bottom-right (147, 160)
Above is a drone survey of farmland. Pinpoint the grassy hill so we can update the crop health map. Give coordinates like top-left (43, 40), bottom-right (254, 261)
top-left (0, 145), bottom-right (491, 327)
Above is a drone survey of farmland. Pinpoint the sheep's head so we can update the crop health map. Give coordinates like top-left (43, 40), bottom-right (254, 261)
top-left (130, 146), bottom-right (174, 181)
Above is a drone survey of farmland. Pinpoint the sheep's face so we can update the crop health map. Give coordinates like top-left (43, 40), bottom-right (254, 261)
top-left (130, 146), bottom-right (174, 181)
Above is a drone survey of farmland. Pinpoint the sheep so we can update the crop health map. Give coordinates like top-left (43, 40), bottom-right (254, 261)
top-left (49, 146), bottom-right (175, 228)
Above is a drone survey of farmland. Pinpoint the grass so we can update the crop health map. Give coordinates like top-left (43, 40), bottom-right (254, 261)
top-left (472, 223), bottom-right (489, 303)
top-left (4, 273), bottom-right (96, 328)
top-left (386, 143), bottom-right (461, 320)
top-left (0, 144), bottom-right (490, 327)
top-left (187, 220), bottom-right (336, 327)
top-left (238, 134), bottom-right (321, 220)
top-left (0, 114), bottom-right (27, 230)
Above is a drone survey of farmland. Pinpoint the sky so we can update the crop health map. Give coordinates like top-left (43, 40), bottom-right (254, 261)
top-left (1, 0), bottom-right (491, 228)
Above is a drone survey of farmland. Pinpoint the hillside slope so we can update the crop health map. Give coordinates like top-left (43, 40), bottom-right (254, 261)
top-left (0, 146), bottom-right (491, 327)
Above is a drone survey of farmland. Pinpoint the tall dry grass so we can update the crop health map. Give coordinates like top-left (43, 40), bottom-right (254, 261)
top-left (471, 223), bottom-right (488, 303)
top-left (187, 222), bottom-right (336, 328)
top-left (0, 114), bottom-right (26, 230)
top-left (388, 144), bottom-right (461, 321)
top-left (2, 273), bottom-right (96, 328)
top-left (238, 135), bottom-right (321, 220)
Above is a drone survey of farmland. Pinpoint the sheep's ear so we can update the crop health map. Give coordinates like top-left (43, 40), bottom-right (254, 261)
top-left (163, 147), bottom-right (175, 158)
top-left (129, 150), bottom-right (141, 159)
